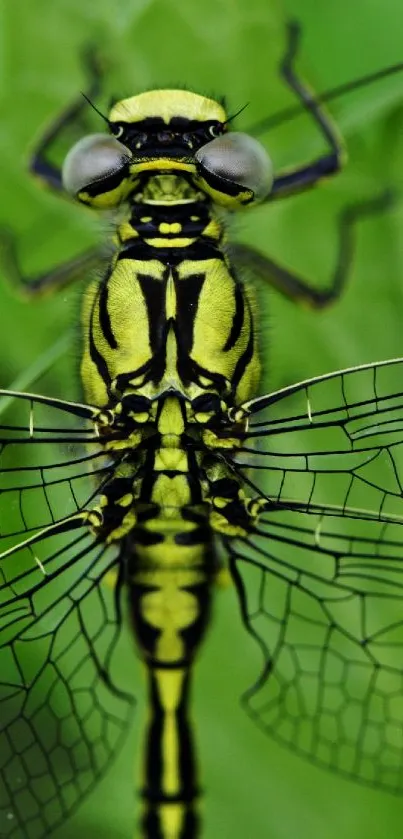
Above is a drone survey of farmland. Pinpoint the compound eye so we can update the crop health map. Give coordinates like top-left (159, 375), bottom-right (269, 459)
top-left (195, 132), bottom-right (273, 201)
top-left (62, 134), bottom-right (131, 195)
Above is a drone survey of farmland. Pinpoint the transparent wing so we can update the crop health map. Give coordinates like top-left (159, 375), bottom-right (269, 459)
top-left (0, 389), bottom-right (107, 542)
top-left (223, 358), bottom-right (403, 792)
top-left (0, 391), bottom-right (135, 839)
top-left (227, 513), bottom-right (403, 792)
top-left (234, 357), bottom-right (403, 521)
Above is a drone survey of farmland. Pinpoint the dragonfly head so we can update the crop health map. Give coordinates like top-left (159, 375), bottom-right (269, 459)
top-left (62, 89), bottom-right (273, 209)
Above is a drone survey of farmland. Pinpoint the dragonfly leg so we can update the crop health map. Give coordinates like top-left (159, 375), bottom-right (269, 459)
top-left (29, 46), bottom-right (106, 194)
top-left (0, 228), bottom-right (108, 298)
top-left (268, 20), bottom-right (344, 201)
top-left (231, 190), bottom-right (393, 309)
top-left (2, 50), bottom-right (109, 299)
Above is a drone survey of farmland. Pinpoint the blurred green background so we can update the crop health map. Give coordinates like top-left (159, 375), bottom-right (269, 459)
top-left (2, 0), bottom-right (403, 837)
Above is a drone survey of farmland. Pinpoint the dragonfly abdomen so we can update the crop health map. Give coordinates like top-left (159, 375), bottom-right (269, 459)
top-left (127, 509), bottom-right (215, 839)
top-left (118, 390), bottom-right (215, 839)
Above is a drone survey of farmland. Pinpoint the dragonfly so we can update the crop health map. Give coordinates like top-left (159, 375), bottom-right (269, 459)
top-left (1, 20), bottom-right (403, 839)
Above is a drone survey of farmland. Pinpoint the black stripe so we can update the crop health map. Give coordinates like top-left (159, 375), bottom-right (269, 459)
top-left (146, 672), bottom-right (164, 793)
top-left (83, 163), bottom-right (130, 198)
top-left (175, 271), bottom-right (205, 354)
top-left (115, 352), bottom-right (159, 393)
top-left (223, 281), bottom-right (244, 351)
top-left (120, 241), bottom-right (221, 263)
top-left (175, 524), bottom-right (210, 546)
top-left (115, 115), bottom-right (221, 132)
top-left (89, 289), bottom-right (112, 389)
top-left (141, 804), bottom-right (199, 839)
top-left (181, 506), bottom-right (209, 527)
top-left (197, 164), bottom-right (253, 204)
top-left (143, 668), bottom-right (198, 801)
top-left (130, 201), bottom-right (208, 222)
top-left (132, 527), bottom-right (165, 546)
top-left (99, 270), bottom-right (118, 349)
top-left (231, 302), bottom-right (255, 393)
top-left (138, 273), bottom-right (166, 353)
top-left (177, 352), bottom-right (228, 393)
top-left (130, 201), bottom-right (212, 237)
top-left (182, 466), bottom-right (203, 505)
top-left (137, 454), bottom-right (159, 502)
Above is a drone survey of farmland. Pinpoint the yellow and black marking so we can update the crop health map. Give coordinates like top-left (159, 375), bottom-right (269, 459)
top-left (3, 78), bottom-right (268, 838)
top-left (79, 168), bottom-right (264, 827)
top-left (2, 20), bottom-right (403, 839)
